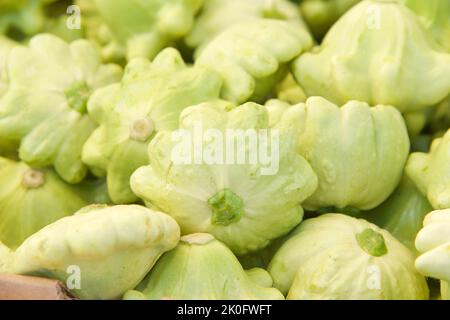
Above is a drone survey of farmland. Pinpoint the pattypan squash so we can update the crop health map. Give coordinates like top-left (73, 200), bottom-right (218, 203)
top-left (82, 48), bottom-right (223, 204)
top-left (0, 157), bottom-right (88, 249)
top-left (407, 129), bottom-right (450, 210)
top-left (299, 0), bottom-right (360, 40)
top-left (90, 0), bottom-right (203, 62)
top-left (362, 175), bottom-right (433, 252)
top-left (268, 213), bottom-right (429, 299)
top-left (285, 97), bottom-right (409, 211)
top-left (186, 0), bottom-right (307, 53)
top-left (196, 19), bottom-right (313, 104)
top-left (415, 209), bottom-right (450, 300)
top-left (0, 34), bottom-right (122, 184)
top-left (130, 100), bottom-right (318, 255)
top-left (124, 233), bottom-right (284, 300)
top-left (293, 0), bottom-right (450, 113)
top-left (402, 0), bottom-right (450, 52)
top-left (13, 204), bottom-right (180, 300)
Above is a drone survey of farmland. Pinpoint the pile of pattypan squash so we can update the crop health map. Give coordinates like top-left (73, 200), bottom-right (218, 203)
top-left (0, 0), bottom-right (448, 300)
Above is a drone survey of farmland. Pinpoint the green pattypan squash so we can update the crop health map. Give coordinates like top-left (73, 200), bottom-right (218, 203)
top-left (91, 0), bottom-right (203, 62)
top-left (299, 0), bottom-right (360, 40)
top-left (196, 18), bottom-right (313, 104)
top-left (282, 97), bottom-right (409, 211)
top-left (402, 0), bottom-right (450, 52)
top-left (415, 209), bottom-right (450, 300)
top-left (407, 129), bottom-right (450, 210)
top-left (13, 204), bottom-right (180, 300)
top-left (0, 157), bottom-right (88, 249)
top-left (362, 175), bottom-right (433, 252)
top-left (124, 233), bottom-right (284, 300)
top-left (82, 48), bottom-right (223, 204)
top-left (0, 34), bottom-right (122, 184)
top-left (268, 213), bottom-right (429, 299)
top-left (130, 100), bottom-right (318, 255)
top-left (186, 0), bottom-right (307, 53)
top-left (293, 0), bottom-right (450, 113)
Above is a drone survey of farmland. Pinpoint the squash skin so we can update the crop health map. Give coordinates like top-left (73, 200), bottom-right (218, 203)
top-left (407, 130), bottom-right (450, 210)
top-left (415, 209), bottom-right (450, 300)
top-left (82, 48), bottom-right (223, 204)
top-left (131, 100), bottom-right (318, 255)
top-left (277, 97), bottom-right (410, 211)
top-left (90, 0), bottom-right (203, 62)
top-left (0, 157), bottom-right (88, 249)
top-left (293, 0), bottom-right (450, 113)
top-left (268, 214), bottom-right (429, 300)
top-left (0, 34), bottom-right (123, 183)
top-left (124, 233), bottom-right (284, 300)
top-left (12, 204), bottom-right (180, 300)
top-left (196, 19), bottom-right (313, 104)
top-left (402, 0), bottom-right (450, 52)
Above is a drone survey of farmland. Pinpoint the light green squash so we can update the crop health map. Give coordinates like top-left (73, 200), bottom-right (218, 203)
top-left (82, 48), bottom-right (222, 204)
top-left (186, 0), bottom-right (307, 54)
top-left (293, 0), bottom-right (450, 113)
top-left (415, 209), bottom-right (450, 300)
top-left (0, 34), bottom-right (123, 183)
top-left (124, 233), bottom-right (284, 300)
top-left (130, 100), bottom-right (318, 255)
top-left (268, 214), bottom-right (429, 299)
top-left (196, 18), bottom-right (313, 104)
top-left (91, 0), bottom-right (203, 61)
top-left (293, 97), bottom-right (409, 211)
top-left (13, 204), bottom-right (180, 300)
top-left (0, 157), bottom-right (87, 249)
top-left (402, 0), bottom-right (450, 52)
top-left (407, 129), bottom-right (450, 210)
